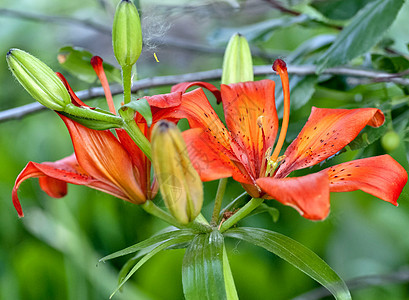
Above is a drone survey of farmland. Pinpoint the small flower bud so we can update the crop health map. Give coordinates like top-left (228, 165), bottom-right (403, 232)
top-left (222, 33), bottom-right (254, 84)
top-left (151, 121), bottom-right (203, 225)
top-left (112, 0), bottom-right (143, 68)
top-left (6, 48), bottom-right (71, 111)
top-left (381, 130), bottom-right (400, 152)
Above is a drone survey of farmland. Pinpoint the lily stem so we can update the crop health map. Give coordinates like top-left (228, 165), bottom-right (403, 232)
top-left (122, 119), bottom-right (152, 160)
top-left (211, 178), bottom-right (228, 225)
top-left (219, 197), bottom-right (264, 233)
top-left (142, 201), bottom-right (212, 233)
top-left (142, 200), bottom-right (182, 228)
top-left (122, 65), bottom-right (132, 105)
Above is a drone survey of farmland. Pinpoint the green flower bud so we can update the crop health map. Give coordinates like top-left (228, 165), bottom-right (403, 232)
top-left (151, 121), bottom-right (203, 225)
top-left (112, 0), bottom-right (143, 68)
top-left (6, 48), bottom-right (71, 111)
top-left (221, 33), bottom-right (254, 84)
top-left (381, 130), bottom-right (400, 152)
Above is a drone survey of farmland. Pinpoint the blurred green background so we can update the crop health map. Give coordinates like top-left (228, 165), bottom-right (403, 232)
top-left (1, 0), bottom-right (409, 299)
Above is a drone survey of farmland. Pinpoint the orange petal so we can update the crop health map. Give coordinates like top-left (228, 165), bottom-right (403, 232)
top-left (171, 81), bottom-right (222, 104)
top-left (256, 172), bottom-right (330, 220)
top-left (276, 107), bottom-right (385, 177)
top-left (116, 128), bottom-right (149, 197)
top-left (56, 72), bottom-right (88, 107)
top-left (12, 154), bottom-right (127, 217)
top-left (221, 80), bottom-right (279, 179)
top-left (182, 128), bottom-right (251, 183)
top-left (154, 88), bottom-right (233, 153)
top-left (324, 155), bottom-right (407, 205)
top-left (60, 115), bottom-right (146, 204)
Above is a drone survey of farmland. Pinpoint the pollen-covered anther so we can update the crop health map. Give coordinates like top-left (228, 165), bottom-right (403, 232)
top-left (265, 155), bottom-right (286, 177)
top-left (257, 115), bottom-right (264, 128)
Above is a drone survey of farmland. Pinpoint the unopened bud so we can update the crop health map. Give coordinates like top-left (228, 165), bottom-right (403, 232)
top-left (151, 121), bottom-right (203, 224)
top-left (112, 0), bottom-right (143, 68)
top-left (6, 48), bottom-right (71, 111)
top-left (221, 33), bottom-right (254, 84)
top-left (381, 130), bottom-right (400, 152)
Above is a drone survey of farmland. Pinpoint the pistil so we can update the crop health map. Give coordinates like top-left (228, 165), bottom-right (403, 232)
top-left (91, 56), bottom-right (117, 115)
top-left (270, 59), bottom-right (290, 162)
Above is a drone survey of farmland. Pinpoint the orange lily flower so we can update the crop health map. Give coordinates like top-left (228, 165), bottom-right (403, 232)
top-left (153, 59), bottom-right (408, 220)
top-left (12, 57), bottom-right (159, 217)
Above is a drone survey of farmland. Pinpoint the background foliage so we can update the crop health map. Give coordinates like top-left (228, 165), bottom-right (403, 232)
top-left (1, 0), bottom-right (409, 299)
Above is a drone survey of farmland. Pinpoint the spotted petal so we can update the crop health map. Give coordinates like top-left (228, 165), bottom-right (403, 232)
top-left (276, 107), bottom-right (384, 177)
top-left (182, 128), bottom-right (251, 183)
top-left (12, 154), bottom-right (128, 217)
top-left (221, 80), bottom-right (279, 179)
top-left (324, 155), bottom-right (407, 205)
top-left (256, 172), bottom-right (330, 220)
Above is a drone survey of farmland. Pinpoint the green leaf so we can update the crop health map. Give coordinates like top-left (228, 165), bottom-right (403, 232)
top-left (100, 229), bottom-right (195, 262)
top-left (110, 234), bottom-right (194, 299)
top-left (293, 3), bottom-right (346, 28)
top-left (249, 203), bottom-right (280, 223)
top-left (277, 75), bottom-right (317, 116)
top-left (371, 54), bottom-right (409, 73)
top-left (210, 15), bottom-right (308, 44)
top-left (316, 0), bottom-right (405, 73)
top-left (182, 231), bottom-right (227, 300)
top-left (224, 227), bottom-right (351, 300)
top-left (222, 245), bottom-right (238, 300)
top-left (120, 98), bottom-right (152, 126)
top-left (58, 46), bottom-right (122, 83)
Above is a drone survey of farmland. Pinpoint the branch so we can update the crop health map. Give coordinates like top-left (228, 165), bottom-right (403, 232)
top-left (0, 8), bottom-right (111, 34)
top-left (1, 65), bottom-right (409, 123)
top-left (0, 8), bottom-right (282, 60)
top-left (292, 267), bottom-right (409, 300)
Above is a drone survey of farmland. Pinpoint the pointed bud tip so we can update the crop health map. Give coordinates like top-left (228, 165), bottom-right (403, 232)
top-left (6, 49), bottom-right (13, 57)
top-left (273, 59), bottom-right (287, 72)
top-left (157, 120), bottom-right (174, 132)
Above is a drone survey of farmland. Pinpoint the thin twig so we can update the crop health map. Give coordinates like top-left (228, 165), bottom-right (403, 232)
top-left (1, 65), bottom-right (409, 123)
top-left (0, 8), bottom-right (111, 34)
top-left (0, 8), bottom-right (282, 60)
top-left (292, 267), bottom-right (409, 300)
top-left (262, 0), bottom-right (301, 16)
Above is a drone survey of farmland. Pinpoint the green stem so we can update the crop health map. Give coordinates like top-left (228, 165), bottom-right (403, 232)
top-left (141, 200), bottom-right (181, 228)
top-left (219, 191), bottom-right (248, 221)
top-left (64, 104), bottom-right (123, 126)
top-left (219, 198), bottom-right (264, 233)
top-left (122, 119), bottom-right (152, 160)
top-left (211, 178), bottom-right (228, 225)
top-left (142, 201), bottom-right (212, 233)
top-left (122, 65), bottom-right (132, 105)
top-left (186, 219), bottom-right (212, 233)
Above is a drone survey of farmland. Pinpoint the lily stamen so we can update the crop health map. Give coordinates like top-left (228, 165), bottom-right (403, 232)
top-left (270, 59), bottom-right (290, 162)
top-left (90, 56), bottom-right (117, 115)
top-left (265, 155), bottom-right (286, 177)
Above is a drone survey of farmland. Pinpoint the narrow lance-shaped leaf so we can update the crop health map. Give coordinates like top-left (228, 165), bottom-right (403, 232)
top-left (110, 234), bottom-right (195, 299)
top-left (182, 231), bottom-right (227, 300)
top-left (316, 0), bottom-right (404, 73)
top-left (224, 227), bottom-right (351, 300)
top-left (100, 229), bottom-right (195, 262)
